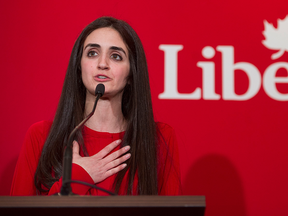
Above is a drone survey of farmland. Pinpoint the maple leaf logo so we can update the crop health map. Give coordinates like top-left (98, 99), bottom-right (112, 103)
top-left (262, 15), bottom-right (288, 60)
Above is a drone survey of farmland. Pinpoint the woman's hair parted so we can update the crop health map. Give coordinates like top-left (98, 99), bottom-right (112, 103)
top-left (34, 17), bottom-right (158, 195)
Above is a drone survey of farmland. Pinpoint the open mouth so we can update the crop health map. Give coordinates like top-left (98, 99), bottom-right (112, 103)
top-left (96, 75), bottom-right (110, 80)
top-left (96, 75), bottom-right (109, 79)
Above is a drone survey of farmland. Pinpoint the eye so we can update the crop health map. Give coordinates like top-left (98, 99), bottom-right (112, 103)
top-left (87, 51), bottom-right (98, 57)
top-left (111, 53), bottom-right (122, 61)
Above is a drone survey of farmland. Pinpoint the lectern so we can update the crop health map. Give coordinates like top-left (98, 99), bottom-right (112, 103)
top-left (0, 196), bottom-right (205, 216)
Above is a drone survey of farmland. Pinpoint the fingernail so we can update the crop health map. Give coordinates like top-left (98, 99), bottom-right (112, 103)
top-left (116, 139), bottom-right (121, 144)
top-left (125, 146), bottom-right (130, 151)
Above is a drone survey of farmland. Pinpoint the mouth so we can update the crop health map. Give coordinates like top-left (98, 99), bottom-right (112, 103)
top-left (95, 74), bottom-right (111, 81)
top-left (96, 75), bottom-right (109, 79)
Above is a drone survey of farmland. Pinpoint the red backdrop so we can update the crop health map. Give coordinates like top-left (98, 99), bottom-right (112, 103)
top-left (1, 1), bottom-right (288, 216)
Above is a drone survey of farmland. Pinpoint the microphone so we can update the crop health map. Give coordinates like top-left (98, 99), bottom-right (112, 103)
top-left (95, 83), bottom-right (105, 97)
top-left (60, 84), bottom-right (105, 195)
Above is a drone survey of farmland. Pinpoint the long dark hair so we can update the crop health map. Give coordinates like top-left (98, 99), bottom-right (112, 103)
top-left (34, 17), bottom-right (158, 195)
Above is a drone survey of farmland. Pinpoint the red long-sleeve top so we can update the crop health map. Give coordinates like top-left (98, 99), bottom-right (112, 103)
top-left (10, 120), bottom-right (181, 195)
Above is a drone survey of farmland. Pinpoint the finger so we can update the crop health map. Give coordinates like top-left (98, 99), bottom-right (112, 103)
top-left (104, 163), bottom-right (127, 179)
top-left (72, 141), bottom-right (81, 162)
top-left (102, 145), bottom-right (130, 164)
top-left (105, 153), bottom-right (131, 171)
top-left (72, 140), bottom-right (80, 155)
top-left (93, 139), bottom-right (122, 159)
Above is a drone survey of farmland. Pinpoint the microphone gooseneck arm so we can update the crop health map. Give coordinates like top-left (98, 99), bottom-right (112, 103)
top-left (60, 84), bottom-right (105, 196)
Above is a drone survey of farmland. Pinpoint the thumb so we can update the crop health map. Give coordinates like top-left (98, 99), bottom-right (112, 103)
top-left (72, 140), bottom-right (81, 160)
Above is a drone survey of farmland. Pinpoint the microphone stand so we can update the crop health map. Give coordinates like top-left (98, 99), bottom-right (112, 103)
top-left (60, 84), bottom-right (104, 195)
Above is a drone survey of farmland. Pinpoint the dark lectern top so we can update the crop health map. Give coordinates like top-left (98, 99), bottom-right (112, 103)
top-left (0, 195), bottom-right (205, 216)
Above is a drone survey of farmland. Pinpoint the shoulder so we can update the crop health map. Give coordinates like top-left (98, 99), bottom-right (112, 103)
top-left (24, 120), bottom-right (53, 149)
top-left (15, 120), bottom-right (53, 173)
top-left (156, 122), bottom-right (175, 138)
top-left (155, 122), bottom-right (177, 147)
top-left (26, 120), bottom-right (53, 137)
top-left (156, 122), bottom-right (174, 131)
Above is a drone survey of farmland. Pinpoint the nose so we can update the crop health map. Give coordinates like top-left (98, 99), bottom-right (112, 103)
top-left (97, 55), bottom-right (109, 70)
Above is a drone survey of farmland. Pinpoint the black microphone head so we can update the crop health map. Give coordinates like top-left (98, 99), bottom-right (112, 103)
top-left (95, 84), bottom-right (105, 97)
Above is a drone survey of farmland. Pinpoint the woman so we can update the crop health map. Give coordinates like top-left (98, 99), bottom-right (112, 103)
top-left (10, 17), bottom-right (181, 195)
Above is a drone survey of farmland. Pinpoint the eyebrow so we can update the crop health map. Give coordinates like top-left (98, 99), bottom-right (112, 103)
top-left (84, 43), bottom-right (127, 56)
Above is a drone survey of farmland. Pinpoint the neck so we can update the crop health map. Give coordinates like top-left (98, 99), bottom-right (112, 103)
top-left (84, 93), bottom-right (126, 133)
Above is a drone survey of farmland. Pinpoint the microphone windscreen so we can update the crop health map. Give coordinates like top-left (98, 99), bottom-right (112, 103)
top-left (95, 84), bottom-right (105, 96)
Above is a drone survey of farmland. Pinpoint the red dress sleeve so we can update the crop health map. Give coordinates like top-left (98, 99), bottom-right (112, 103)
top-left (157, 122), bottom-right (182, 195)
top-left (10, 121), bottom-right (95, 196)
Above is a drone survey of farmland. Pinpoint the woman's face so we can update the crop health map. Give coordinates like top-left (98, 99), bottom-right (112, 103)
top-left (81, 27), bottom-right (130, 100)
